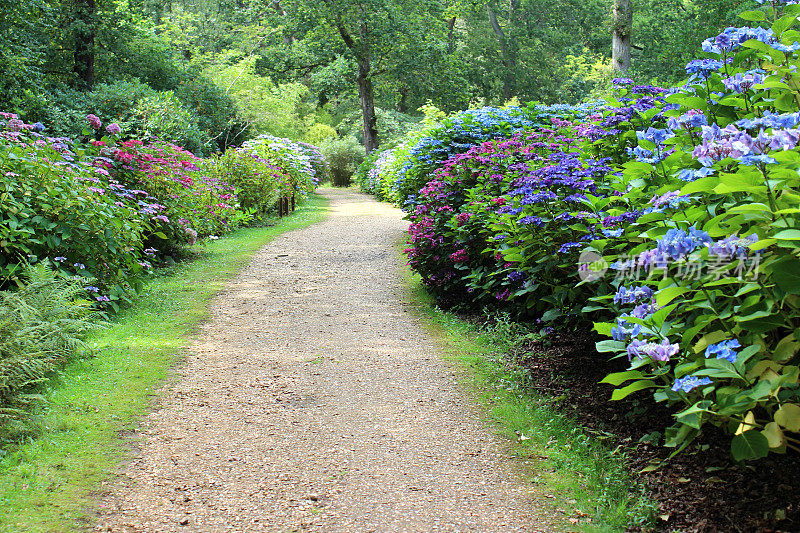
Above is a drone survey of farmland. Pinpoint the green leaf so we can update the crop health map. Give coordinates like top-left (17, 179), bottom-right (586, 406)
top-left (749, 238), bottom-right (775, 252)
top-left (771, 257), bottom-right (800, 294)
top-left (739, 9), bottom-right (766, 21)
top-left (596, 339), bottom-right (626, 353)
top-left (693, 330), bottom-right (728, 354)
top-left (593, 322), bottom-right (614, 336)
top-left (657, 286), bottom-right (690, 307)
top-left (762, 422), bottom-right (786, 449)
top-left (727, 203), bottom-right (772, 214)
top-left (731, 431), bottom-right (770, 461)
top-left (611, 380), bottom-right (656, 400)
top-left (775, 403), bottom-right (800, 432)
top-left (773, 13), bottom-right (798, 36)
top-left (773, 229), bottom-right (800, 240)
top-left (600, 370), bottom-right (644, 386)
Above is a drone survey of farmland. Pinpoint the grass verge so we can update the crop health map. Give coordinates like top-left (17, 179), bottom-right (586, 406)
top-left (398, 260), bottom-right (656, 532)
top-left (0, 194), bottom-right (328, 533)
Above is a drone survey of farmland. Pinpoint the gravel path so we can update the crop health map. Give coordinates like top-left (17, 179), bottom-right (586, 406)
top-left (96, 188), bottom-right (555, 532)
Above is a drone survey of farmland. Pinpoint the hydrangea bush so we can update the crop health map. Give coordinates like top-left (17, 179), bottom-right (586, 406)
top-left (590, 3), bottom-right (800, 460)
top-left (241, 134), bottom-right (324, 195)
top-left (388, 104), bottom-right (599, 209)
top-left (358, 3), bottom-right (800, 461)
top-left (0, 113), bottom-right (319, 310)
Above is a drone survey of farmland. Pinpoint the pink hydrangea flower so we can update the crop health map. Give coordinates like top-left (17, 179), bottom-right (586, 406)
top-left (86, 114), bottom-right (102, 129)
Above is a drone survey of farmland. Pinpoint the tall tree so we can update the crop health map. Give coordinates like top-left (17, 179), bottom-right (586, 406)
top-left (74, 0), bottom-right (98, 86)
top-left (269, 0), bottom-right (452, 153)
top-left (612, 0), bottom-right (632, 73)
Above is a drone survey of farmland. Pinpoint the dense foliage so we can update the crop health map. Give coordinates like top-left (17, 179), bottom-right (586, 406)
top-left (359, 4), bottom-right (800, 461)
top-left (0, 263), bottom-right (98, 442)
top-left (0, 110), bottom-right (321, 436)
top-left (0, 112), bottom-right (320, 309)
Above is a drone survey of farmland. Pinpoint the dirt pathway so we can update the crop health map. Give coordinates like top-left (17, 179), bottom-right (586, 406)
top-left (96, 188), bottom-right (554, 532)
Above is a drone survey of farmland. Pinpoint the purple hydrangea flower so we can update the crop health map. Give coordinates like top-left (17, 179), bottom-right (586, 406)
top-left (707, 234), bottom-right (758, 258)
top-left (627, 338), bottom-right (679, 362)
top-left (507, 271), bottom-right (526, 283)
top-left (650, 191), bottom-right (690, 209)
top-left (106, 123), bottom-right (121, 135)
top-left (722, 72), bottom-right (763, 93)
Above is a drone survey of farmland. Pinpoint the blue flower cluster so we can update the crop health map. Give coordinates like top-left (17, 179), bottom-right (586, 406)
top-left (614, 285), bottom-right (653, 305)
top-left (655, 226), bottom-right (712, 259)
top-left (672, 374), bottom-right (713, 393)
top-left (705, 339), bottom-right (741, 363)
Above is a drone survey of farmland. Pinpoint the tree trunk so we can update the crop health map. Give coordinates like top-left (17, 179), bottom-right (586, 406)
top-left (487, 3), bottom-right (516, 101)
top-left (357, 58), bottom-right (379, 153)
top-left (74, 0), bottom-right (96, 88)
top-left (612, 0), bottom-right (632, 73)
top-left (397, 85), bottom-right (409, 113)
top-left (447, 16), bottom-right (456, 54)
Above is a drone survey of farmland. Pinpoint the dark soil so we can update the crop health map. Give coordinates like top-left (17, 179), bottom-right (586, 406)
top-left (516, 330), bottom-right (799, 533)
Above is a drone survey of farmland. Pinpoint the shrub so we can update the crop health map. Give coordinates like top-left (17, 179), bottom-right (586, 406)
top-left (132, 92), bottom-right (206, 155)
top-left (304, 123), bottom-right (337, 145)
top-left (320, 136), bottom-right (365, 187)
top-left (390, 104), bottom-right (598, 209)
top-left (354, 148), bottom-right (396, 199)
top-left (0, 114), bottom-right (150, 304)
top-left (242, 134), bottom-right (322, 194)
top-left (387, 3), bottom-right (800, 461)
top-left (108, 140), bottom-right (244, 238)
top-left (588, 16), bottom-right (800, 459)
top-left (403, 124), bottom-right (614, 314)
top-left (201, 148), bottom-right (284, 219)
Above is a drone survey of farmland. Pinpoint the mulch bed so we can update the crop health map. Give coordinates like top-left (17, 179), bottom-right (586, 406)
top-left (515, 330), bottom-right (799, 533)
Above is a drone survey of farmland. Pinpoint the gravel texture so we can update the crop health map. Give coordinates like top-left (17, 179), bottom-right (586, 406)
top-left (95, 188), bottom-right (555, 532)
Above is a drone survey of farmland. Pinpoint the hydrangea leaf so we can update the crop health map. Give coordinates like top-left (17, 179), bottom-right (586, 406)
top-left (731, 430), bottom-right (770, 461)
top-left (775, 403), bottom-right (800, 432)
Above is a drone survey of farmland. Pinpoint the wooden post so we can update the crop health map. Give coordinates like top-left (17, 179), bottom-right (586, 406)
top-left (291, 193), bottom-right (296, 212)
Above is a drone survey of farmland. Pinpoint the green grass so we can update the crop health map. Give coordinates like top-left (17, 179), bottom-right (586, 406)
top-left (398, 261), bottom-right (656, 532)
top-left (0, 194), bottom-right (328, 533)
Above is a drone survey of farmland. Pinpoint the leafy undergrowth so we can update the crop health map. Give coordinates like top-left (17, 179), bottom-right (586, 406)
top-left (521, 330), bottom-right (800, 533)
top-left (398, 257), bottom-right (656, 532)
top-left (0, 195), bottom-right (328, 533)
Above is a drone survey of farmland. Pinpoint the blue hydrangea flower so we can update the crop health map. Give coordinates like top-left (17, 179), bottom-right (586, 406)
top-left (676, 167), bottom-right (716, 181)
top-left (636, 127), bottom-right (675, 145)
top-left (705, 339), bottom-right (741, 363)
top-left (655, 226), bottom-right (712, 259)
top-left (519, 215), bottom-right (544, 226)
top-left (672, 375), bottom-right (713, 393)
top-left (631, 302), bottom-right (659, 319)
top-left (685, 59), bottom-right (724, 78)
top-left (614, 285), bottom-right (654, 305)
top-left (611, 317), bottom-right (642, 341)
